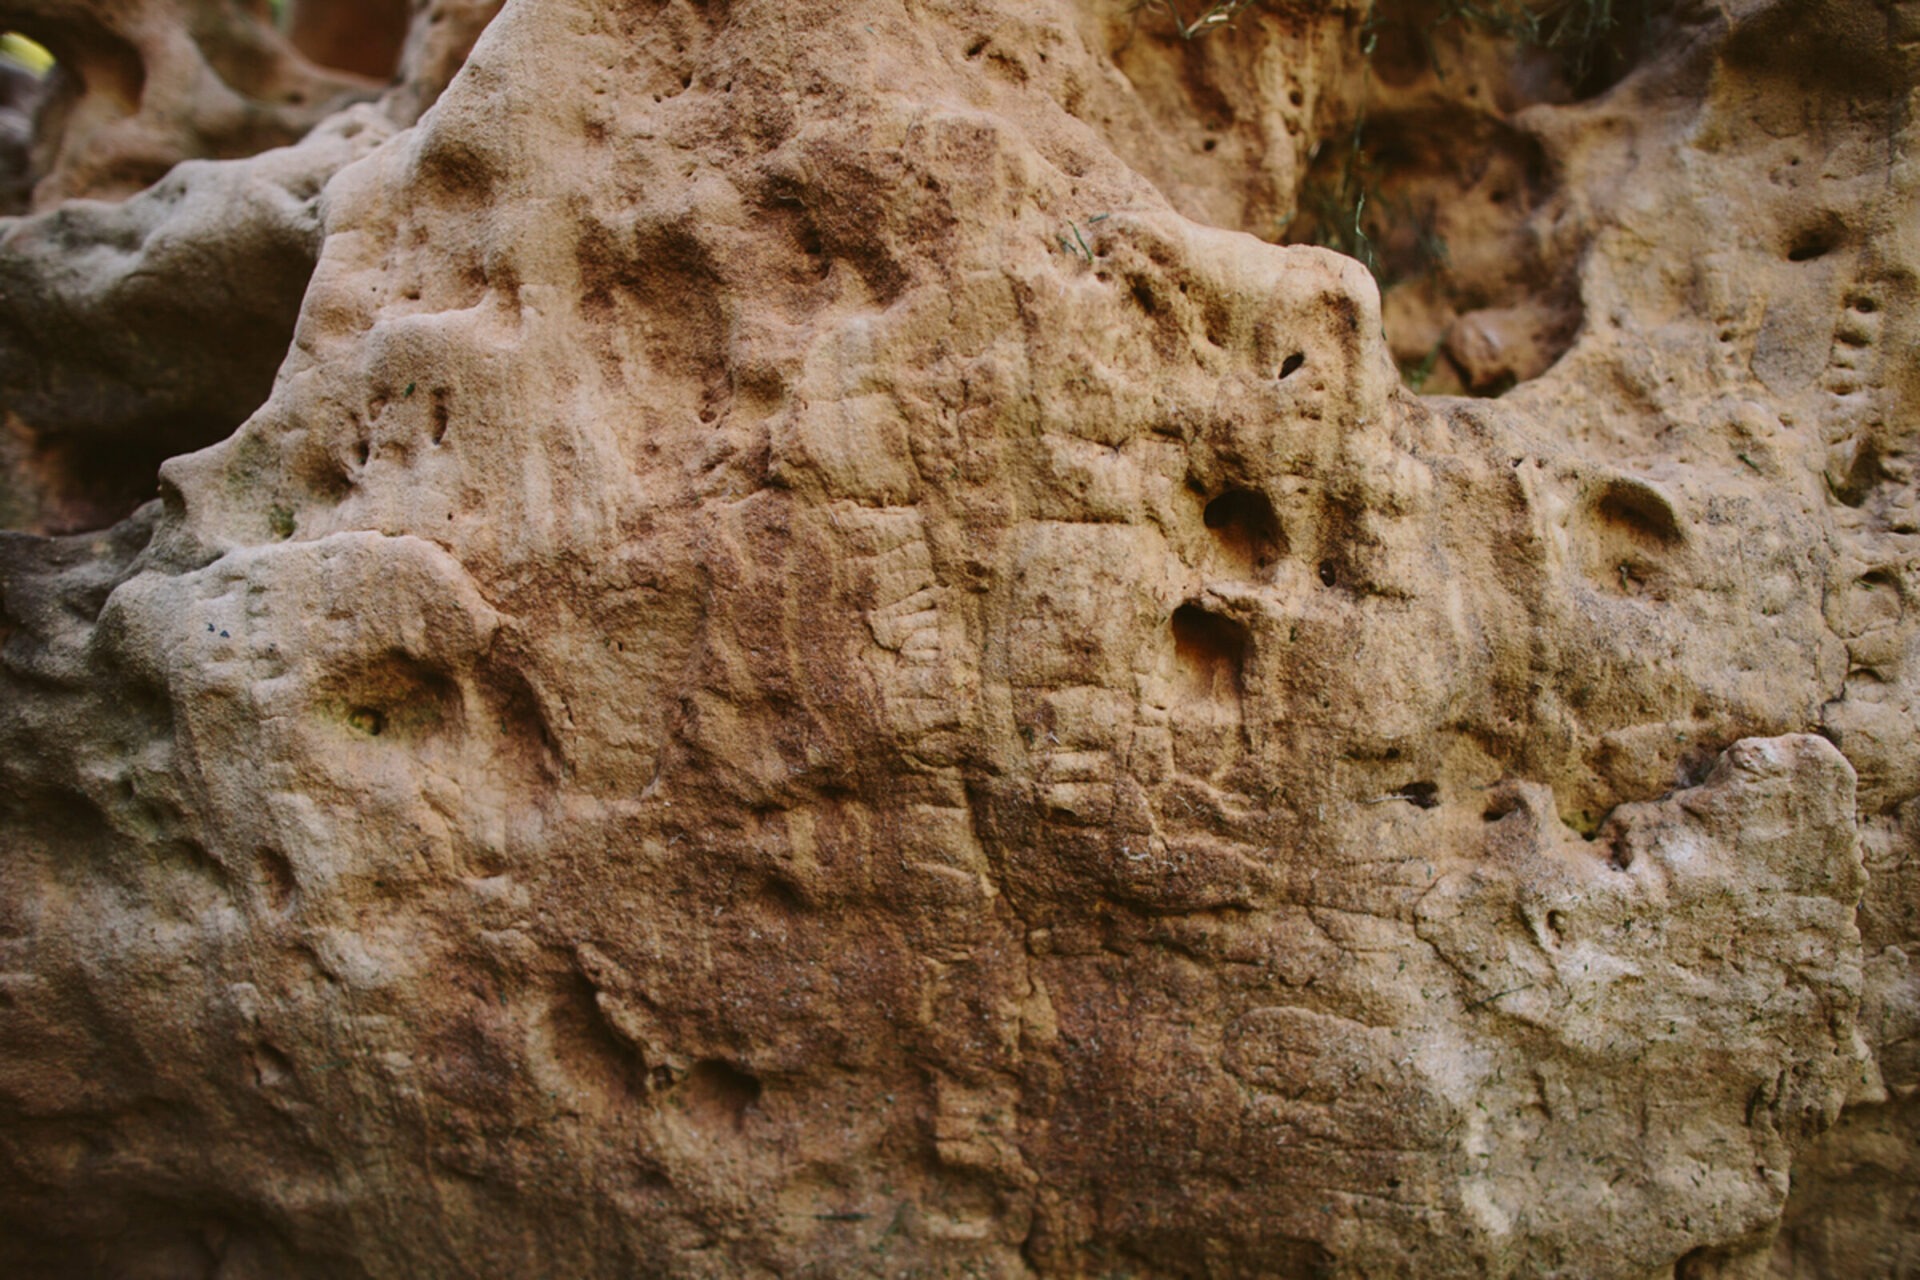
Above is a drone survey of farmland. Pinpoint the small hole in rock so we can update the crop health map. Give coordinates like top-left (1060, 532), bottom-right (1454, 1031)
top-left (257, 846), bottom-right (297, 912)
top-left (1280, 352), bottom-right (1305, 379)
top-left (1399, 781), bottom-right (1439, 809)
top-left (1171, 604), bottom-right (1249, 703)
top-left (1787, 219), bottom-right (1842, 262)
top-left (1318, 559), bottom-right (1337, 587)
top-left (680, 1059), bottom-right (762, 1130)
top-left (1592, 480), bottom-right (1682, 546)
top-left (1202, 489), bottom-right (1284, 575)
top-left (346, 706), bottom-right (385, 736)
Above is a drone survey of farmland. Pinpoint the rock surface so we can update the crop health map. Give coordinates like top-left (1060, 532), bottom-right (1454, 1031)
top-left (0, 0), bottom-right (1915, 1275)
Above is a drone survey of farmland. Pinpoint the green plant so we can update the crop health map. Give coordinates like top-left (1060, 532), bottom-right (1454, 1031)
top-left (1370, 0), bottom-right (1645, 86)
top-left (1399, 340), bottom-right (1446, 392)
top-left (1285, 118), bottom-right (1448, 289)
top-left (1057, 220), bottom-right (1096, 263)
top-left (1138, 0), bottom-right (1261, 41)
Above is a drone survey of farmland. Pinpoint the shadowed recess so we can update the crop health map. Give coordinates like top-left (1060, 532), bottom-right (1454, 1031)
top-left (1171, 604), bottom-right (1248, 703)
top-left (1203, 488), bottom-right (1284, 577)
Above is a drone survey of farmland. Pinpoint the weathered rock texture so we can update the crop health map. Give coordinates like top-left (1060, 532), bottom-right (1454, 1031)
top-left (0, 0), bottom-right (1915, 1275)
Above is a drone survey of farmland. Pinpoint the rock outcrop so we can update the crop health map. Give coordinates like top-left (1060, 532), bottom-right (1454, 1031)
top-left (0, 0), bottom-right (1915, 1275)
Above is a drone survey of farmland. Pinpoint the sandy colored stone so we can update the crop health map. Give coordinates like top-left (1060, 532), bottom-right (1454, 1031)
top-left (0, 0), bottom-right (1915, 1275)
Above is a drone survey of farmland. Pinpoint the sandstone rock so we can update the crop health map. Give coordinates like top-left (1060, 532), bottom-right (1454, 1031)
top-left (0, 0), bottom-right (1915, 1275)
top-left (0, 0), bottom-right (385, 207)
top-left (0, 106), bottom-right (394, 531)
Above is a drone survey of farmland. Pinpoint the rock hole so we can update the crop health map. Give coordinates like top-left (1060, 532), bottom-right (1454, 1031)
top-left (1171, 604), bottom-right (1248, 703)
top-left (1829, 439), bottom-right (1885, 507)
top-left (1131, 280), bottom-right (1158, 316)
top-left (250, 1043), bottom-right (295, 1089)
top-left (1787, 216), bottom-right (1842, 262)
top-left (1593, 480), bottom-right (1681, 543)
top-left (546, 970), bottom-right (644, 1102)
top-left (430, 389), bottom-right (450, 445)
top-left (1317, 559), bottom-right (1337, 587)
top-left (1398, 781), bottom-right (1439, 809)
top-left (256, 846), bottom-right (297, 912)
top-left (1582, 478), bottom-right (1684, 598)
top-left (679, 1059), bottom-right (761, 1130)
top-left (965, 35), bottom-right (987, 58)
top-left (1544, 909), bottom-right (1568, 946)
top-left (1280, 352), bottom-right (1305, 379)
top-left (1282, 103), bottom-right (1576, 396)
top-left (483, 664), bottom-right (563, 783)
top-left (296, 448), bottom-right (353, 503)
top-left (329, 653), bottom-right (460, 742)
top-left (1482, 793), bottom-right (1522, 822)
top-left (1202, 488), bottom-right (1284, 576)
top-left (761, 876), bottom-right (807, 913)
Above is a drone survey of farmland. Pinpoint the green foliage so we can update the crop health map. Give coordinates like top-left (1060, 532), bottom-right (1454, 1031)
top-left (1293, 121), bottom-right (1379, 275)
top-left (1463, 0), bottom-right (1636, 84)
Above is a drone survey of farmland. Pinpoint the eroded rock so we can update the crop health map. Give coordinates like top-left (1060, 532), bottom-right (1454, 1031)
top-left (0, 0), bottom-right (1915, 1275)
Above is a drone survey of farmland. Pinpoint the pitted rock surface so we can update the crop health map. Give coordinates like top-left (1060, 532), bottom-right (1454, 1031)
top-left (0, 0), bottom-right (1916, 1275)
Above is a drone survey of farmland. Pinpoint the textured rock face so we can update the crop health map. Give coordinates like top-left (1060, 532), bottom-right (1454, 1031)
top-left (0, 0), bottom-right (1915, 1276)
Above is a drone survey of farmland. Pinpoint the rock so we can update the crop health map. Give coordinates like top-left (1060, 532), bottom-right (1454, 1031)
top-left (5, 0), bottom-right (387, 208)
top-left (0, 0), bottom-right (1914, 1274)
top-left (0, 107), bottom-right (395, 531)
